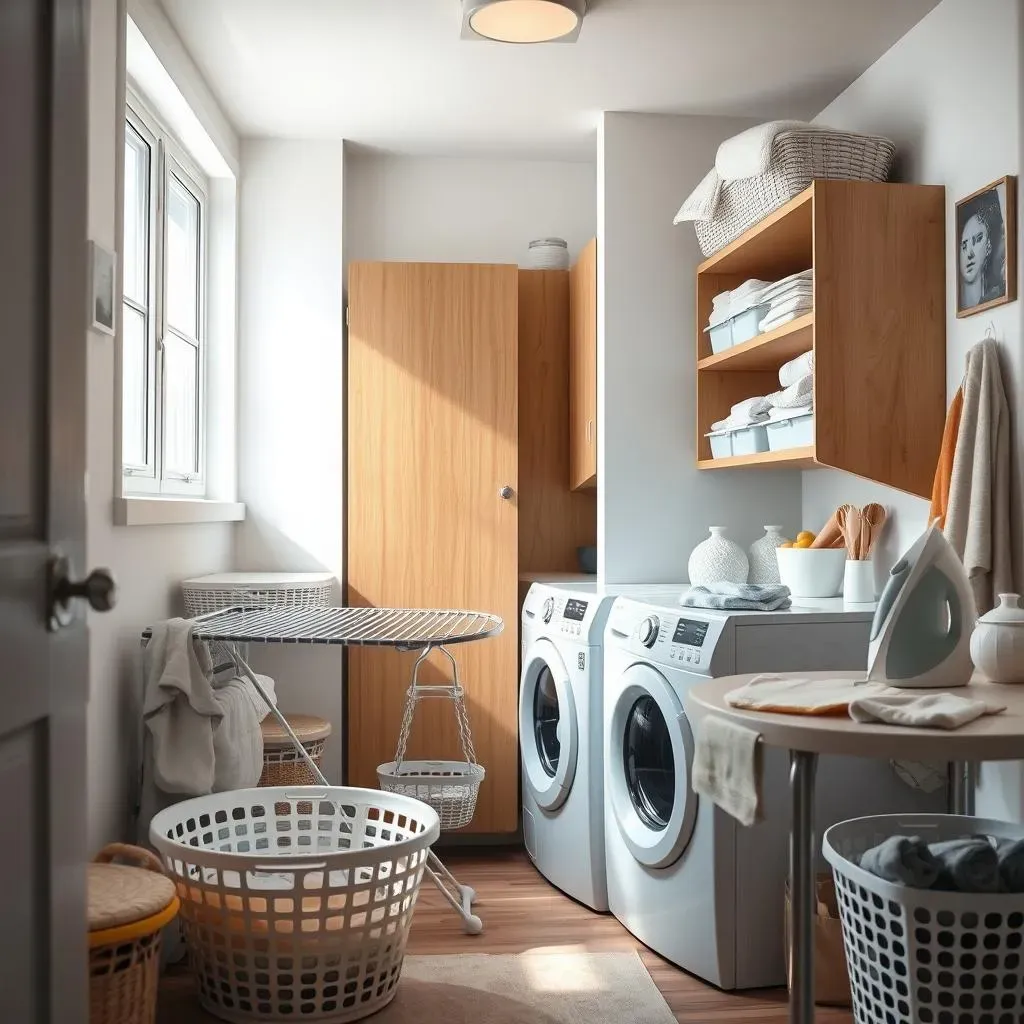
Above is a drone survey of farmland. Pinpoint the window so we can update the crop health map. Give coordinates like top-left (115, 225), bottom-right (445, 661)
top-left (122, 94), bottom-right (207, 495)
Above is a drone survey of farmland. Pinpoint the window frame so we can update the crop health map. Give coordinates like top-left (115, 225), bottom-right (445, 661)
top-left (122, 89), bottom-right (209, 498)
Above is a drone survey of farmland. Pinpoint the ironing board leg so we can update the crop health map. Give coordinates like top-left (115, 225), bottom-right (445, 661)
top-left (949, 761), bottom-right (972, 815)
top-left (789, 750), bottom-right (818, 1024)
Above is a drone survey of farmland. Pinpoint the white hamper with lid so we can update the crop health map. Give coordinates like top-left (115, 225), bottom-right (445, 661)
top-left (823, 814), bottom-right (1024, 1024)
top-left (182, 573), bottom-right (335, 616)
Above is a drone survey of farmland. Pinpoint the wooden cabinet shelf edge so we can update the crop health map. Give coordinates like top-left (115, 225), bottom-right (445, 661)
top-left (569, 238), bottom-right (597, 491)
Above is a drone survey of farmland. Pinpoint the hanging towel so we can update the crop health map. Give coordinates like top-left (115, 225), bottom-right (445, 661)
top-left (211, 678), bottom-right (264, 792)
top-left (848, 692), bottom-right (1005, 730)
top-left (680, 582), bottom-right (791, 612)
top-left (779, 350), bottom-right (814, 388)
top-left (237, 672), bottom-right (277, 722)
top-left (859, 836), bottom-right (940, 888)
top-left (725, 674), bottom-right (895, 716)
top-left (674, 167), bottom-right (723, 225)
top-left (692, 714), bottom-right (762, 826)
top-left (944, 339), bottom-right (1013, 613)
top-left (143, 618), bottom-right (223, 795)
top-left (928, 387), bottom-right (963, 530)
top-left (930, 838), bottom-right (1000, 893)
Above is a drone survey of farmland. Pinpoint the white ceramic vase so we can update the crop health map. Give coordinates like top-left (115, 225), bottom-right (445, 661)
top-left (688, 527), bottom-right (749, 586)
top-left (748, 525), bottom-right (785, 585)
top-left (970, 593), bottom-right (1024, 683)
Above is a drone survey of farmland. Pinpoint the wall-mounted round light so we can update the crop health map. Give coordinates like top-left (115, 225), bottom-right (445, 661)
top-left (462, 0), bottom-right (586, 44)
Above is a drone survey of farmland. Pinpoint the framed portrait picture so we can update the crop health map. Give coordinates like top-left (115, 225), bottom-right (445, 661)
top-left (956, 175), bottom-right (1017, 318)
top-left (89, 240), bottom-right (116, 336)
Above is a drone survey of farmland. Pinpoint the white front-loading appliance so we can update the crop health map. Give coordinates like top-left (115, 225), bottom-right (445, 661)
top-left (602, 595), bottom-right (947, 989)
top-left (520, 581), bottom-right (682, 911)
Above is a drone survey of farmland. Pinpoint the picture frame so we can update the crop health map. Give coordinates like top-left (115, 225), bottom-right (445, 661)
top-left (955, 175), bottom-right (1017, 318)
top-left (88, 240), bottom-right (117, 336)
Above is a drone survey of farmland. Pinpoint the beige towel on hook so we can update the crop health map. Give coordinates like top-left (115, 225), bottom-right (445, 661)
top-left (944, 339), bottom-right (1013, 613)
top-left (691, 714), bottom-right (762, 826)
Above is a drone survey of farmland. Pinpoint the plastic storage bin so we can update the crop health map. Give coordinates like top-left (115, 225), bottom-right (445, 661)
top-left (730, 303), bottom-right (770, 345)
top-left (707, 319), bottom-right (732, 354)
top-left (730, 424), bottom-right (770, 456)
top-left (706, 430), bottom-right (732, 458)
top-left (767, 410), bottom-right (814, 450)
top-left (823, 813), bottom-right (1024, 1024)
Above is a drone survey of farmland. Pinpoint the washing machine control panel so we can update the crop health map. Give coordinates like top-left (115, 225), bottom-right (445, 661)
top-left (638, 615), bottom-right (660, 647)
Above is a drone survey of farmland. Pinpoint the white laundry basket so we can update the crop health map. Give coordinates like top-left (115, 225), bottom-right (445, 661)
top-left (823, 814), bottom-right (1024, 1024)
top-left (182, 572), bottom-right (335, 616)
top-left (150, 786), bottom-right (439, 1023)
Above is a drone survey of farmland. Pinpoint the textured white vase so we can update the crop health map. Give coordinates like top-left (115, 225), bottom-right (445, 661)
top-left (748, 525), bottom-right (785, 585)
top-left (688, 527), bottom-right (749, 586)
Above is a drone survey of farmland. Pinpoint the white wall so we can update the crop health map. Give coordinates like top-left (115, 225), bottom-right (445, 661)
top-left (345, 151), bottom-right (596, 264)
top-left (87, 0), bottom-right (234, 852)
top-left (236, 140), bottom-right (346, 781)
top-left (598, 113), bottom-right (804, 583)
top-left (804, 0), bottom-right (1024, 817)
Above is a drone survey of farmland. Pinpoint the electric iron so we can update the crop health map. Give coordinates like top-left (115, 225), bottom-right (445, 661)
top-left (866, 524), bottom-right (977, 688)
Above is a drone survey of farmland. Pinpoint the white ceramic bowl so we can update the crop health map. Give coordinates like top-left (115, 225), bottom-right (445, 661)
top-left (775, 547), bottom-right (846, 598)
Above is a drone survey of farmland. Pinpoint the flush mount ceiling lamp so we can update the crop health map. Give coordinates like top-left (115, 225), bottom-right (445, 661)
top-left (461, 0), bottom-right (586, 44)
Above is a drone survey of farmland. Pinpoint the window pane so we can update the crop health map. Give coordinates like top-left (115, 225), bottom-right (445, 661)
top-left (123, 124), bottom-right (150, 306)
top-left (166, 173), bottom-right (200, 337)
top-left (122, 304), bottom-right (148, 467)
top-left (164, 333), bottom-right (199, 476)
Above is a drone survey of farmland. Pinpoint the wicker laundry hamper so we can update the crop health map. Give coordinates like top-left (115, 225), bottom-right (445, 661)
top-left (259, 712), bottom-right (332, 787)
top-left (88, 843), bottom-right (179, 1024)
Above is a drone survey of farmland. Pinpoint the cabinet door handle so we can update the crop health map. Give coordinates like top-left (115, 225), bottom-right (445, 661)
top-left (586, 419), bottom-right (594, 444)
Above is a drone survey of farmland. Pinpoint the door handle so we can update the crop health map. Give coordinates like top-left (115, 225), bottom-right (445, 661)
top-left (499, 485), bottom-right (515, 500)
top-left (48, 554), bottom-right (117, 630)
top-left (586, 419), bottom-right (594, 444)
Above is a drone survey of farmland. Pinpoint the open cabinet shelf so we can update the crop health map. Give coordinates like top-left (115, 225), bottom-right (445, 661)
top-left (694, 180), bottom-right (946, 498)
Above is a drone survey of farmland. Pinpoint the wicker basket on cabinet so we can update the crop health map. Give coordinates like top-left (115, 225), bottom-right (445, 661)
top-left (258, 712), bottom-right (332, 787)
top-left (88, 844), bottom-right (179, 1024)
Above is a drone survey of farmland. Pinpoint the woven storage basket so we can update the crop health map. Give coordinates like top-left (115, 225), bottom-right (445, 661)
top-left (259, 713), bottom-right (332, 788)
top-left (695, 130), bottom-right (896, 256)
top-left (89, 843), bottom-right (179, 1024)
top-left (182, 572), bottom-right (334, 617)
top-left (150, 786), bottom-right (439, 1023)
top-left (823, 814), bottom-right (1024, 1024)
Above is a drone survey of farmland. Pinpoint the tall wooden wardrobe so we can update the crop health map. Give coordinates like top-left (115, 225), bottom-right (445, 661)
top-left (346, 259), bottom-right (596, 835)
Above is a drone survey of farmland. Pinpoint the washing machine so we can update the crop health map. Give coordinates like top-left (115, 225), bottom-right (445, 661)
top-left (602, 594), bottom-right (947, 989)
top-left (520, 581), bottom-right (683, 911)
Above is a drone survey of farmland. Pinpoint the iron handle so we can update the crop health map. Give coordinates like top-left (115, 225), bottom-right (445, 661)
top-left (499, 485), bottom-right (515, 500)
top-left (48, 555), bottom-right (117, 630)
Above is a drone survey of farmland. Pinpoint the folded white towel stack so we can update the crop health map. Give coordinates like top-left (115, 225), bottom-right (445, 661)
top-left (692, 714), bottom-right (763, 827)
top-left (708, 278), bottom-right (770, 327)
top-left (779, 349), bottom-right (813, 387)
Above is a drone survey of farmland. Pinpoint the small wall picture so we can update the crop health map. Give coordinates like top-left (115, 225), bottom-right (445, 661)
top-left (956, 175), bottom-right (1017, 318)
top-left (89, 241), bottom-right (116, 336)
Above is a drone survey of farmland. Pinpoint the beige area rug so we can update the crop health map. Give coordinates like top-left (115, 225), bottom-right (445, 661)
top-left (374, 951), bottom-right (676, 1024)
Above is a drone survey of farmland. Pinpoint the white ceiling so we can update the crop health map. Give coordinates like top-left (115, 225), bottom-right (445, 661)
top-left (159, 0), bottom-right (938, 159)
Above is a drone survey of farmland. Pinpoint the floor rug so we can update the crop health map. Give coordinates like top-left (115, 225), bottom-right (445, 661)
top-left (374, 951), bottom-right (677, 1023)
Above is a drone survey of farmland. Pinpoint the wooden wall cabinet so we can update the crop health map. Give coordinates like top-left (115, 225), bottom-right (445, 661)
top-left (695, 181), bottom-right (945, 498)
top-left (569, 238), bottom-right (597, 490)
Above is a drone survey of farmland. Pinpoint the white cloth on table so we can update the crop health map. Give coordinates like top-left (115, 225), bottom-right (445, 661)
top-left (143, 618), bottom-right (222, 795)
top-left (211, 678), bottom-right (264, 791)
top-left (725, 674), bottom-right (895, 715)
top-left (692, 714), bottom-right (762, 826)
top-left (944, 339), bottom-right (1013, 614)
top-left (849, 693), bottom-right (1005, 730)
top-left (779, 350), bottom-right (814, 387)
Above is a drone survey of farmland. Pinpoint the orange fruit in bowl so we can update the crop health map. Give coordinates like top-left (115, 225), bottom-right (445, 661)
top-left (779, 541), bottom-right (795, 548)
top-left (794, 538), bottom-right (813, 549)
top-left (796, 530), bottom-right (816, 544)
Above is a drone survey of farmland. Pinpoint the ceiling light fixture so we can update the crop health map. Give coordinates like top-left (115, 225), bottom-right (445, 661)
top-left (461, 0), bottom-right (586, 44)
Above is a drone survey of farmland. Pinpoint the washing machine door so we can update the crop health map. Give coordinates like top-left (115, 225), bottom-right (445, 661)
top-left (608, 663), bottom-right (698, 869)
top-left (520, 638), bottom-right (578, 811)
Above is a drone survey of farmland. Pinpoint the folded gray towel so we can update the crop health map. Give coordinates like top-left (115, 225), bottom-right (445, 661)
top-left (680, 583), bottom-right (791, 612)
top-left (859, 836), bottom-right (940, 888)
top-left (994, 838), bottom-right (1024, 893)
top-left (929, 838), bottom-right (1000, 893)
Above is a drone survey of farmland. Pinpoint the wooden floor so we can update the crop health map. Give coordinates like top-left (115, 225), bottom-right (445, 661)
top-left (158, 849), bottom-right (853, 1023)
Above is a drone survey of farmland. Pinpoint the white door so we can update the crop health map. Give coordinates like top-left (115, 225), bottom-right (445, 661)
top-left (608, 664), bottom-right (698, 869)
top-left (520, 638), bottom-right (578, 811)
top-left (0, 2), bottom-right (98, 1020)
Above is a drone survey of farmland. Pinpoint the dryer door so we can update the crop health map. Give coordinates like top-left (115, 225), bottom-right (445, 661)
top-left (520, 638), bottom-right (579, 811)
top-left (608, 663), bottom-right (698, 869)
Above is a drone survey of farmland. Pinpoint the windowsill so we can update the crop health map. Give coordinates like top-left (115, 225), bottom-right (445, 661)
top-left (114, 496), bottom-right (246, 527)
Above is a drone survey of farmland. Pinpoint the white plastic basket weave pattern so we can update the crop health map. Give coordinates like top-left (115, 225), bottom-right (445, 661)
top-left (823, 814), bottom-right (1024, 1024)
top-left (695, 130), bottom-right (896, 256)
top-left (150, 786), bottom-right (439, 1023)
top-left (377, 760), bottom-right (485, 831)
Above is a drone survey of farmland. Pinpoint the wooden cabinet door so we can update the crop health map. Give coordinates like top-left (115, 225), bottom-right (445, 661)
top-left (569, 238), bottom-right (597, 490)
top-left (346, 262), bottom-right (519, 834)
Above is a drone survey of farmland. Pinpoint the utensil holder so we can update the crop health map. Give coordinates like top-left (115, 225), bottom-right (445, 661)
top-left (843, 560), bottom-right (874, 603)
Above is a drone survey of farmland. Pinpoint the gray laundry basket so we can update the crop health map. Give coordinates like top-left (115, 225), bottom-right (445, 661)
top-left (823, 814), bottom-right (1024, 1024)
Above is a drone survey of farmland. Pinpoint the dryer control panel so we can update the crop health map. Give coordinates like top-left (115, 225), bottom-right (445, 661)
top-left (521, 583), bottom-right (600, 642)
top-left (605, 600), bottom-right (729, 674)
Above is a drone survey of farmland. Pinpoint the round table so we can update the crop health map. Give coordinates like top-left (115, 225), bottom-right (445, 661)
top-left (684, 671), bottom-right (1024, 1024)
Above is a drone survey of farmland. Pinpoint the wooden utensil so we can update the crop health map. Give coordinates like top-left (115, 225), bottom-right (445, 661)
top-left (861, 503), bottom-right (887, 558)
top-left (836, 503), bottom-right (861, 560)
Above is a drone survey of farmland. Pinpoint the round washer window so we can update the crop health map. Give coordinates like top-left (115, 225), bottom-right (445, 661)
top-left (622, 695), bottom-right (675, 830)
top-left (533, 666), bottom-right (560, 777)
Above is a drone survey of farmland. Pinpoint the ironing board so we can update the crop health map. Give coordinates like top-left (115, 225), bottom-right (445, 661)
top-left (141, 605), bottom-right (503, 934)
top-left (685, 671), bottom-right (1024, 1024)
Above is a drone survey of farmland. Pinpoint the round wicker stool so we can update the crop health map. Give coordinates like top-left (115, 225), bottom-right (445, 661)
top-left (259, 713), bottom-right (332, 787)
top-left (88, 843), bottom-right (179, 1024)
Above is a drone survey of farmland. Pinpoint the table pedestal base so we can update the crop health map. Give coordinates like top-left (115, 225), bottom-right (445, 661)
top-left (789, 750), bottom-right (819, 1024)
